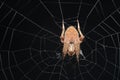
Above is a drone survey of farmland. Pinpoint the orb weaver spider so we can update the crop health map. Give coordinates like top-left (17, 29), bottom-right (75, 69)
top-left (60, 20), bottom-right (85, 62)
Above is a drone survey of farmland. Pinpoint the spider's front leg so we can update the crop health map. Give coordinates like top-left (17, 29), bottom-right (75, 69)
top-left (62, 43), bottom-right (68, 60)
top-left (60, 21), bottom-right (65, 43)
top-left (77, 20), bottom-right (85, 42)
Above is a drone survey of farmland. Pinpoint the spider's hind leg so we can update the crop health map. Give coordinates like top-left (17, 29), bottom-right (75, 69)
top-left (80, 50), bottom-right (86, 60)
top-left (76, 54), bottom-right (80, 62)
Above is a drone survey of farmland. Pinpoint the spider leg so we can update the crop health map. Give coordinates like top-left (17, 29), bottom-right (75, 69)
top-left (62, 43), bottom-right (68, 60)
top-left (60, 20), bottom-right (65, 43)
top-left (77, 20), bottom-right (85, 42)
top-left (76, 54), bottom-right (79, 62)
top-left (75, 43), bottom-right (80, 62)
top-left (80, 50), bottom-right (86, 60)
top-left (76, 50), bottom-right (86, 62)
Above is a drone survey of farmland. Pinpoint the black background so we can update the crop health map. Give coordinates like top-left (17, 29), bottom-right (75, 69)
top-left (0, 0), bottom-right (120, 80)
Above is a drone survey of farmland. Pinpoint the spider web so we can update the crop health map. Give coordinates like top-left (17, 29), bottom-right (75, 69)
top-left (0, 0), bottom-right (120, 80)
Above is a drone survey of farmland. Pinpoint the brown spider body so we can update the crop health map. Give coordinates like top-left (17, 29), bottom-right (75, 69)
top-left (64, 26), bottom-right (80, 56)
top-left (60, 20), bottom-right (84, 62)
top-left (64, 26), bottom-right (79, 44)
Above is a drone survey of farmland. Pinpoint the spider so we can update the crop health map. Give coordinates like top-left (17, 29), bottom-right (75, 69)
top-left (60, 20), bottom-right (85, 62)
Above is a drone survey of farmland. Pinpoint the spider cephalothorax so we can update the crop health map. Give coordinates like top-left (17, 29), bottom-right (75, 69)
top-left (60, 20), bottom-right (85, 62)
